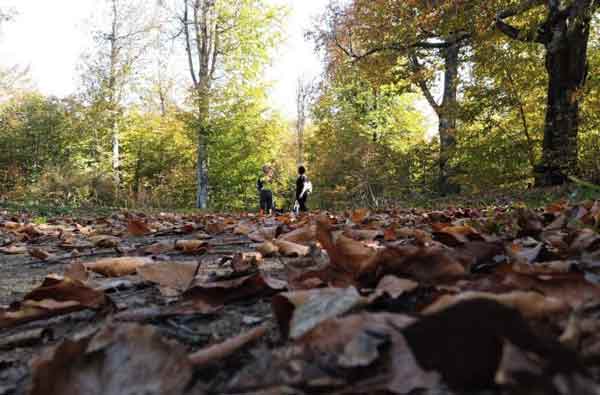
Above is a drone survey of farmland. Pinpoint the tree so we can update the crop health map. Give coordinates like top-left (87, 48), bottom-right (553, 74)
top-left (295, 77), bottom-right (314, 166)
top-left (178, 0), bottom-right (284, 208)
top-left (495, 0), bottom-right (600, 185)
top-left (81, 0), bottom-right (157, 186)
top-left (313, 1), bottom-right (485, 195)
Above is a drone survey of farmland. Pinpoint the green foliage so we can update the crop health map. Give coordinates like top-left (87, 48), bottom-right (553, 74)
top-left (307, 68), bottom-right (433, 208)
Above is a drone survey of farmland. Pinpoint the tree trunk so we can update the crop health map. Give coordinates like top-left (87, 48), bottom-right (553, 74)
top-left (196, 96), bottom-right (209, 209)
top-left (535, 12), bottom-right (590, 186)
top-left (438, 43), bottom-right (461, 195)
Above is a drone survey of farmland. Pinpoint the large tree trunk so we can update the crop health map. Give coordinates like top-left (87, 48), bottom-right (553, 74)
top-left (438, 43), bottom-right (461, 195)
top-left (535, 10), bottom-right (591, 186)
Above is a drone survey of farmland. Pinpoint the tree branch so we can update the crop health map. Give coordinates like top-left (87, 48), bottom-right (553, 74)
top-left (495, 0), bottom-right (547, 43)
top-left (183, 0), bottom-right (199, 88)
top-left (409, 52), bottom-right (440, 112)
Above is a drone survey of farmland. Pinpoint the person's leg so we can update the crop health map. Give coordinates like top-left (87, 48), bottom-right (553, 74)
top-left (259, 190), bottom-right (267, 215)
top-left (298, 196), bottom-right (308, 212)
top-left (265, 190), bottom-right (273, 215)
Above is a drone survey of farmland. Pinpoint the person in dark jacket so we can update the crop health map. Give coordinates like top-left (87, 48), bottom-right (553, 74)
top-left (295, 166), bottom-right (310, 213)
top-left (257, 165), bottom-right (274, 215)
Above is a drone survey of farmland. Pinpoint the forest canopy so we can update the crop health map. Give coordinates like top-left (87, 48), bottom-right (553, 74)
top-left (0, 0), bottom-right (599, 211)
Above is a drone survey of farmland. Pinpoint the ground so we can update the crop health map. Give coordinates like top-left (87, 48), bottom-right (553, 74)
top-left (1, 193), bottom-right (600, 395)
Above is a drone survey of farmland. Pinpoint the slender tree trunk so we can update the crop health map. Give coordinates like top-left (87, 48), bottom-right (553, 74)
top-left (196, 96), bottom-right (209, 209)
top-left (535, 12), bottom-right (590, 186)
top-left (438, 43), bottom-right (460, 195)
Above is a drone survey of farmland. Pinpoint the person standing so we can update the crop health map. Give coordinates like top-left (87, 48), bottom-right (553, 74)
top-left (257, 165), bottom-right (274, 215)
top-left (295, 166), bottom-right (311, 213)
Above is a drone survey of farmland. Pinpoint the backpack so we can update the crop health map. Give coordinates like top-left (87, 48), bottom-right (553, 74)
top-left (300, 178), bottom-right (313, 198)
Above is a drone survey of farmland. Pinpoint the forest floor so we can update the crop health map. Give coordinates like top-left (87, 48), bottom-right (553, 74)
top-left (2, 190), bottom-right (600, 394)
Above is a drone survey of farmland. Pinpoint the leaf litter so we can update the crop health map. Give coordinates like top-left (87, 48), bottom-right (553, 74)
top-left (1, 202), bottom-right (600, 393)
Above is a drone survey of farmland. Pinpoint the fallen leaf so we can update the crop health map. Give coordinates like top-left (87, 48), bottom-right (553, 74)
top-left (174, 239), bottom-right (206, 254)
top-left (84, 257), bottom-right (152, 277)
top-left (0, 244), bottom-right (27, 254)
top-left (29, 247), bottom-right (53, 261)
top-left (137, 262), bottom-right (198, 291)
top-left (373, 275), bottom-right (419, 299)
top-left (350, 208), bottom-right (370, 224)
top-left (30, 323), bottom-right (193, 395)
top-left (272, 239), bottom-right (310, 257)
top-left (184, 272), bottom-right (286, 309)
top-left (279, 224), bottom-right (316, 245)
top-left (127, 218), bottom-right (151, 236)
top-left (403, 298), bottom-right (579, 390)
top-left (0, 276), bottom-right (110, 329)
top-left (88, 235), bottom-right (121, 248)
top-left (256, 241), bottom-right (279, 257)
top-left (423, 290), bottom-right (569, 319)
top-left (231, 252), bottom-right (263, 272)
top-left (188, 324), bottom-right (268, 366)
top-left (272, 287), bottom-right (366, 339)
top-left (142, 241), bottom-right (174, 255)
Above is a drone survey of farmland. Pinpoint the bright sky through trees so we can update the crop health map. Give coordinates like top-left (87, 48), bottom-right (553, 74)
top-left (0, 0), bottom-right (325, 117)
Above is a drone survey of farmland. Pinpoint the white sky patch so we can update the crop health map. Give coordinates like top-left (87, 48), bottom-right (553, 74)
top-left (0, 0), bottom-right (437, 134)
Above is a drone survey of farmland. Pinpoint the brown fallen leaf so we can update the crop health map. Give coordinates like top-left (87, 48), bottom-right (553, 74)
top-left (316, 215), bottom-right (379, 277)
top-left (272, 239), bottom-right (310, 257)
top-left (142, 241), bottom-right (175, 255)
top-left (64, 262), bottom-right (89, 282)
top-left (234, 222), bottom-right (255, 236)
top-left (279, 224), bottom-right (316, 245)
top-left (30, 323), bottom-right (193, 395)
top-left (184, 272), bottom-right (286, 309)
top-left (372, 275), bottom-right (419, 299)
top-left (84, 257), bottom-right (153, 277)
top-left (376, 245), bottom-right (467, 283)
top-left (0, 244), bottom-right (27, 254)
top-left (432, 224), bottom-right (484, 246)
top-left (188, 324), bottom-right (268, 366)
top-left (350, 208), bottom-right (370, 224)
top-left (231, 252), bottom-right (263, 272)
top-left (0, 276), bottom-right (110, 329)
top-left (272, 287), bottom-right (366, 339)
top-left (423, 290), bottom-right (569, 319)
top-left (137, 262), bottom-right (199, 291)
top-left (256, 240), bottom-right (279, 257)
top-left (127, 217), bottom-right (152, 236)
top-left (29, 247), bottom-right (53, 261)
top-left (342, 228), bottom-right (382, 241)
top-left (88, 234), bottom-right (121, 248)
top-left (403, 298), bottom-right (580, 390)
top-left (174, 239), bottom-right (207, 254)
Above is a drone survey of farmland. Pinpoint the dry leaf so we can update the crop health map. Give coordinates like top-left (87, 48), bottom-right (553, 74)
top-left (174, 239), bottom-right (206, 254)
top-left (423, 291), bottom-right (569, 319)
top-left (189, 324), bottom-right (268, 366)
top-left (88, 235), bottom-right (121, 248)
top-left (256, 240), bottom-right (279, 257)
top-left (30, 323), bottom-right (193, 395)
top-left (127, 218), bottom-right (151, 236)
top-left (137, 262), bottom-right (198, 291)
top-left (85, 257), bottom-right (152, 277)
top-left (29, 247), bottom-right (53, 261)
top-left (272, 239), bottom-right (310, 257)
top-left (0, 244), bottom-right (27, 254)
top-left (0, 276), bottom-right (110, 329)
top-left (272, 287), bottom-right (366, 339)
top-left (279, 224), bottom-right (316, 245)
